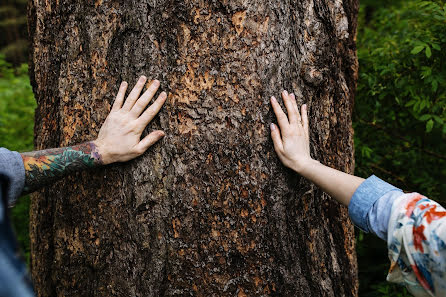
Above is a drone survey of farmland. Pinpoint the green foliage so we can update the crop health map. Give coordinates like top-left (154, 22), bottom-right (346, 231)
top-left (354, 0), bottom-right (446, 295)
top-left (355, 0), bottom-right (446, 200)
top-left (355, 0), bottom-right (446, 198)
top-left (0, 54), bottom-right (35, 262)
top-left (0, 55), bottom-right (35, 151)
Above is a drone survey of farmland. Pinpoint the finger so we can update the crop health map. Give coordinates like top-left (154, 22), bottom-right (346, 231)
top-left (122, 76), bottom-right (147, 111)
top-left (112, 81), bottom-right (128, 111)
top-left (134, 130), bottom-right (165, 154)
top-left (137, 91), bottom-right (168, 128)
top-left (290, 92), bottom-right (299, 115)
top-left (270, 123), bottom-right (284, 152)
top-left (271, 96), bottom-right (289, 133)
top-left (282, 90), bottom-right (298, 124)
top-left (290, 93), bottom-right (302, 125)
top-left (130, 80), bottom-right (161, 117)
top-left (301, 104), bottom-right (309, 139)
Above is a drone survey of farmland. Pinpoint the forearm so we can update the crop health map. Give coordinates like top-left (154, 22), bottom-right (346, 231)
top-left (19, 77), bottom-right (166, 196)
top-left (269, 91), bottom-right (365, 206)
top-left (20, 141), bottom-right (103, 194)
top-left (297, 159), bottom-right (365, 206)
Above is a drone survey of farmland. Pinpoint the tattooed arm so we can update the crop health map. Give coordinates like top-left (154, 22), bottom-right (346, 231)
top-left (21, 142), bottom-right (102, 194)
top-left (21, 76), bottom-right (167, 194)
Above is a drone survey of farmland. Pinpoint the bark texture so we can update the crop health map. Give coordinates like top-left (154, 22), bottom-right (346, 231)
top-left (28, 0), bottom-right (359, 296)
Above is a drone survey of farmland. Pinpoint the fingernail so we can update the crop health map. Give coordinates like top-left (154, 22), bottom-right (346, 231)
top-left (140, 76), bottom-right (147, 82)
top-left (303, 104), bottom-right (307, 110)
top-left (270, 123), bottom-right (276, 131)
top-left (153, 79), bottom-right (160, 86)
top-left (271, 96), bottom-right (277, 102)
top-left (121, 81), bottom-right (127, 87)
top-left (290, 93), bottom-right (295, 98)
top-left (283, 90), bottom-right (288, 96)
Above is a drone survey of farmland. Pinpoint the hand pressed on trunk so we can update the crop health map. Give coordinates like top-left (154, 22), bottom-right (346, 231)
top-left (20, 76), bottom-right (167, 194)
top-left (94, 76), bottom-right (167, 165)
top-left (270, 90), bottom-right (312, 173)
top-left (270, 90), bottom-right (364, 206)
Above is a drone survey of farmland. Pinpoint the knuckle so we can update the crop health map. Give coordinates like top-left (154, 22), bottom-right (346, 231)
top-left (144, 110), bottom-right (156, 119)
top-left (135, 101), bottom-right (146, 110)
top-left (125, 96), bottom-right (135, 104)
top-left (124, 120), bottom-right (137, 130)
top-left (134, 146), bottom-right (145, 155)
top-left (131, 121), bottom-right (141, 130)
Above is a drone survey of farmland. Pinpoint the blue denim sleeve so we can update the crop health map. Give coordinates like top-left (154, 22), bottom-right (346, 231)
top-left (0, 148), bottom-right (25, 218)
top-left (0, 148), bottom-right (34, 296)
top-left (348, 175), bottom-right (403, 240)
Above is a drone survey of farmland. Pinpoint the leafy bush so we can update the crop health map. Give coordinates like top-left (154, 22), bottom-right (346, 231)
top-left (0, 54), bottom-right (35, 151)
top-left (355, 0), bottom-right (446, 197)
top-left (354, 0), bottom-right (446, 295)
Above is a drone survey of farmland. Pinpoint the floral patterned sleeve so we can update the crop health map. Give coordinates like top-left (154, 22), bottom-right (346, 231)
top-left (387, 193), bottom-right (446, 296)
top-left (349, 175), bottom-right (446, 296)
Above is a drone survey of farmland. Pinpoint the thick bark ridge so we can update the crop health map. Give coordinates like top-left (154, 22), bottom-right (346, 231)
top-left (28, 0), bottom-right (359, 296)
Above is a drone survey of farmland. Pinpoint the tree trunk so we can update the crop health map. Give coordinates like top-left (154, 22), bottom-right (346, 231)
top-left (28, 0), bottom-right (359, 296)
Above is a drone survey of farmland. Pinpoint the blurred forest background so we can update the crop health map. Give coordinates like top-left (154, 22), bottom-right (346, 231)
top-left (0, 0), bottom-right (444, 295)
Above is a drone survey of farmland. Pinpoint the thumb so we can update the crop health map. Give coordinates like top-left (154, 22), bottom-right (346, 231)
top-left (270, 123), bottom-right (284, 153)
top-left (135, 130), bottom-right (165, 154)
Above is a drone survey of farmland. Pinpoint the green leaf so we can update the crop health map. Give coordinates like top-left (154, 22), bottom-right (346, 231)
top-left (411, 45), bottom-right (425, 54)
top-left (426, 119), bottom-right (434, 132)
top-left (421, 66), bottom-right (432, 78)
top-left (405, 99), bottom-right (416, 107)
top-left (419, 114), bottom-right (431, 121)
top-left (425, 46), bottom-right (432, 58)
top-left (433, 115), bottom-right (444, 124)
top-left (432, 80), bottom-right (438, 92)
top-left (420, 100), bottom-right (426, 111)
top-left (432, 43), bottom-right (441, 50)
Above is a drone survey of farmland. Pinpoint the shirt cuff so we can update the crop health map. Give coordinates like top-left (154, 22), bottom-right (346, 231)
top-left (348, 175), bottom-right (401, 232)
top-left (0, 148), bottom-right (25, 206)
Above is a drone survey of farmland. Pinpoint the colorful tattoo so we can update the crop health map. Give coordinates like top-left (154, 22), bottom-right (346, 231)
top-left (21, 142), bottom-right (103, 194)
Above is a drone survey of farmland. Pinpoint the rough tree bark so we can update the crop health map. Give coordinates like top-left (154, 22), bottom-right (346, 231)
top-left (28, 0), bottom-right (359, 296)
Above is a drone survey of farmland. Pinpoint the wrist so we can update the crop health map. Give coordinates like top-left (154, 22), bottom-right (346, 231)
top-left (91, 140), bottom-right (111, 165)
top-left (292, 158), bottom-right (320, 175)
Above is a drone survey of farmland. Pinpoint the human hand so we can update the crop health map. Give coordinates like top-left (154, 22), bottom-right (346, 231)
top-left (94, 76), bottom-right (167, 165)
top-left (270, 90), bottom-right (314, 173)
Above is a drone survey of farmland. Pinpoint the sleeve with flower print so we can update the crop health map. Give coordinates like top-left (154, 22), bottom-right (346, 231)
top-left (387, 193), bottom-right (446, 297)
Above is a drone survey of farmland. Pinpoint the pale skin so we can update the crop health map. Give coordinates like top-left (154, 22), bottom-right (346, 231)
top-left (21, 76), bottom-right (166, 194)
top-left (270, 90), bottom-right (365, 206)
top-left (94, 76), bottom-right (167, 164)
top-left (21, 76), bottom-right (362, 206)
